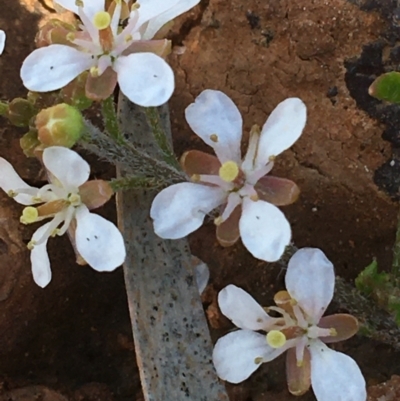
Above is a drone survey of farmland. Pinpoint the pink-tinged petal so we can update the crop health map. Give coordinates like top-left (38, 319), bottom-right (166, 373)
top-left (0, 30), bottom-right (6, 55)
top-left (0, 158), bottom-right (38, 205)
top-left (318, 314), bottom-right (359, 343)
top-left (256, 98), bottom-right (307, 167)
top-left (216, 205), bottom-right (241, 247)
top-left (180, 150), bottom-right (221, 176)
top-left (286, 347), bottom-right (311, 396)
top-left (310, 341), bottom-right (366, 401)
top-left (115, 53), bottom-right (174, 107)
top-left (239, 198), bottom-right (291, 262)
top-left (286, 248), bottom-right (335, 323)
top-left (212, 330), bottom-right (270, 383)
top-left (21, 45), bottom-right (94, 92)
top-left (185, 90), bottom-right (243, 164)
top-left (150, 182), bottom-right (226, 239)
top-left (79, 180), bottom-right (114, 210)
top-left (255, 176), bottom-right (300, 206)
top-left (43, 147), bottom-right (90, 189)
top-left (30, 223), bottom-right (52, 288)
top-left (136, 0), bottom-right (180, 30)
top-left (142, 0), bottom-right (201, 40)
top-left (75, 206), bottom-right (126, 272)
top-left (123, 39), bottom-right (171, 58)
top-left (218, 284), bottom-right (276, 330)
top-left (85, 67), bottom-right (118, 101)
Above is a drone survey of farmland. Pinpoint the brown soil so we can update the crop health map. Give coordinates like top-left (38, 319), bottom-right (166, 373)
top-left (1, 0), bottom-right (400, 400)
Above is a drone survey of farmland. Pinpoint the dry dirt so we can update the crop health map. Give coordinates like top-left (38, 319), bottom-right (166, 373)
top-left (1, 0), bottom-right (400, 400)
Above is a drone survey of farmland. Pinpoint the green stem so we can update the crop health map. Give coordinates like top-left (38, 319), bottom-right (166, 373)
top-left (110, 175), bottom-right (163, 192)
top-left (145, 107), bottom-right (180, 169)
top-left (392, 208), bottom-right (400, 277)
top-left (101, 96), bottom-right (124, 144)
top-left (0, 100), bottom-right (8, 116)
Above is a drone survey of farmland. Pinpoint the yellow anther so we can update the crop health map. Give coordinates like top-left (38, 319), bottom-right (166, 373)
top-left (125, 34), bottom-right (133, 43)
top-left (297, 359), bottom-right (304, 367)
top-left (20, 207), bottom-right (39, 225)
top-left (250, 124), bottom-right (261, 136)
top-left (266, 330), bottom-right (286, 349)
top-left (32, 196), bottom-right (42, 203)
top-left (249, 193), bottom-right (259, 201)
top-left (254, 357), bottom-right (263, 364)
top-left (269, 155), bottom-right (276, 162)
top-left (93, 11), bottom-right (111, 30)
top-left (131, 3), bottom-right (140, 11)
top-left (219, 161), bottom-right (239, 182)
top-left (7, 190), bottom-right (16, 198)
top-left (191, 174), bottom-right (201, 182)
top-left (66, 32), bottom-right (76, 42)
top-left (214, 216), bottom-right (223, 226)
top-left (76, 0), bottom-right (84, 6)
top-left (51, 228), bottom-right (60, 237)
top-left (68, 193), bottom-right (81, 207)
top-left (210, 134), bottom-right (218, 143)
top-left (90, 66), bottom-right (99, 77)
top-left (27, 240), bottom-right (36, 250)
top-left (329, 328), bottom-right (337, 336)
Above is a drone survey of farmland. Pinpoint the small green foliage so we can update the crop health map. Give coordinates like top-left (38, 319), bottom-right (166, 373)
top-left (7, 98), bottom-right (36, 127)
top-left (369, 72), bottom-right (400, 104)
top-left (355, 259), bottom-right (388, 296)
top-left (20, 130), bottom-right (40, 157)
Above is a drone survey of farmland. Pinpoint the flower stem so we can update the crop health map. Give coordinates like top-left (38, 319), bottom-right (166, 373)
top-left (145, 106), bottom-right (180, 169)
top-left (110, 175), bottom-right (163, 192)
top-left (101, 96), bottom-right (124, 144)
top-left (392, 208), bottom-right (400, 277)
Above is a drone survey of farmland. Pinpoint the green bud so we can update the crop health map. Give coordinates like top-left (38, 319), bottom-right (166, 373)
top-left (35, 103), bottom-right (84, 148)
top-left (7, 98), bottom-right (36, 127)
top-left (20, 130), bottom-right (41, 157)
top-left (369, 71), bottom-right (400, 104)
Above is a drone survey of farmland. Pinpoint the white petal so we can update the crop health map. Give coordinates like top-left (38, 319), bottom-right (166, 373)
top-left (310, 342), bottom-right (366, 401)
top-left (185, 90), bottom-right (243, 163)
top-left (43, 147), bottom-right (90, 189)
top-left (0, 158), bottom-right (38, 205)
top-left (218, 285), bottom-right (275, 330)
top-left (21, 45), bottom-right (94, 92)
top-left (255, 98), bottom-right (306, 167)
top-left (142, 0), bottom-right (200, 39)
top-left (0, 30), bottom-right (6, 55)
top-left (195, 261), bottom-right (210, 295)
top-left (75, 207), bottom-right (126, 272)
top-left (115, 53), bottom-right (174, 107)
top-left (239, 198), bottom-right (291, 262)
top-left (136, 0), bottom-right (180, 30)
top-left (213, 330), bottom-right (270, 383)
top-left (30, 223), bottom-right (52, 288)
top-left (150, 182), bottom-right (226, 239)
top-left (286, 248), bottom-right (335, 323)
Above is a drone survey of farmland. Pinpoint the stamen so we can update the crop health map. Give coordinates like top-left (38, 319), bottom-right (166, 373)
top-left (90, 66), bottom-right (100, 77)
top-left (76, 0), bottom-right (83, 6)
top-left (20, 207), bottom-right (39, 224)
top-left (210, 134), bottom-right (218, 143)
top-left (254, 357), bottom-right (263, 364)
top-left (131, 3), bottom-right (140, 10)
top-left (214, 216), bottom-right (223, 226)
top-left (219, 161), bottom-right (239, 182)
top-left (68, 193), bottom-right (81, 207)
top-left (27, 240), bottom-right (36, 250)
top-left (266, 330), bottom-right (286, 348)
top-left (93, 11), bottom-right (111, 30)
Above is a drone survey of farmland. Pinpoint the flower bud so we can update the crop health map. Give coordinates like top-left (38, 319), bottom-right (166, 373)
top-left (7, 98), bottom-right (36, 127)
top-left (35, 103), bottom-right (84, 148)
top-left (20, 130), bottom-right (41, 157)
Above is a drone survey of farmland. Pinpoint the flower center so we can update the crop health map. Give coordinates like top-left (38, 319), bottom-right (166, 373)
top-left (266, 330), bottom-right (287, 348)
top-left (219, 161), bottom-right (239, 182)
top-left (93, 11), bottom-right (111, 30)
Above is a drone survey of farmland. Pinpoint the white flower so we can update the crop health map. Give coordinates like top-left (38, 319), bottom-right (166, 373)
top-left (212, 248), bottom-right (366, 401)
top-left (20, 0), bottom-right (199, 106)
top-left (0, 30), bottom-right (5, 55)
top-left (150, 90), bottom-right (306, 262)
top-left (0, 146), bottom-right (126, 288)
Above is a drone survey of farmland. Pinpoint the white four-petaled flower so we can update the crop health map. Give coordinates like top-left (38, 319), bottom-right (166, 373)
top-left (20, 0), bottom-right (199, 106)
top-left (151, 89), bottom-right (306, 262)
top-left (0, 30), bottom-right (6, 55)
top-left (0, 146), bottom-right (126, 288)
top-left (212, 248), bottom-right (366, 401)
